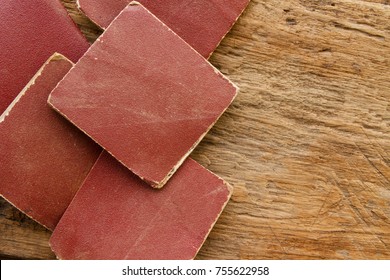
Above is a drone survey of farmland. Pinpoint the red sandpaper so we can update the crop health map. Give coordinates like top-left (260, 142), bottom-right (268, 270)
top-left (49, 3), bottom-right (238, 188)
top-left (50, 151), bottom-right (232, 260)
top-left (0, 0), bottom-right (90, 114)
top-left (0, 54), bottom-right (101, 231)
top-left (77, 0), bottom-right (250, 58)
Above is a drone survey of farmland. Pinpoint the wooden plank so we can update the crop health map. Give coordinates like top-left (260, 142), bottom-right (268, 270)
top-left (1, 0), bottom-right (389, 259)
top-left (0, 198), bottom-right (55, 260)
top-left (193, 0), bottom-right (390, 259)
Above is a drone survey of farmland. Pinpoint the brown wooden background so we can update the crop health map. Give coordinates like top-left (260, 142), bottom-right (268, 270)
top-left (1, 0), bottom-right (389, 259)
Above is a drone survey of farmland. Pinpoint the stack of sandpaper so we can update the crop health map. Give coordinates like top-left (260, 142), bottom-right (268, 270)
top-left (0, 0), bottom-right (250, 259)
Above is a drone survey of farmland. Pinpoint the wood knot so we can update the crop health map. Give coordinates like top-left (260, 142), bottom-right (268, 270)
top-left (286, 18), bottom-right (297, 25)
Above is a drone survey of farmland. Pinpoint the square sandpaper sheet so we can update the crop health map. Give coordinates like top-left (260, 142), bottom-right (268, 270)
top-left (78, 0), bottom-right (250, 58)
top-left (0, 0), bottom-right (90, 114)
top-left (0, 54), bottom-right (101, 230)
top-left (50, 151), bottom-right (232, 260)
top-left (49, 3), bottom-right (238, 188)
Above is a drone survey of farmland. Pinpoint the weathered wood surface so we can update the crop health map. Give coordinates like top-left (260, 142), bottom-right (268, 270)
top-left (1, 0), bottom-right (389, 259)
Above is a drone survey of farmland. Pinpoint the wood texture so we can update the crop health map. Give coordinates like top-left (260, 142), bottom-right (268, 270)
top-left (1, 0), bottom-right (389, 259)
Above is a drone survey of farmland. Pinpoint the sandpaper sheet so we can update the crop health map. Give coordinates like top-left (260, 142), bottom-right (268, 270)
top-left (50, 151), bottom-right (232, 260)
top-left (0, 54), bottom-right (101, 230)
top-left (77, 0), bottom-right (250, 58)
top-left (0, 0), bottom-right (90, 114)
top-left (49, 3), bottom-right (238, 188)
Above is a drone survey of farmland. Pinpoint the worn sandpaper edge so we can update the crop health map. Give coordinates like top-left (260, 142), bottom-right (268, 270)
top-left (190, 165), bottom-right (234, 259)
top-left (45, 98), bottom-right (154, 188)
top-left (0, 53), bottom-right (73, 124)
top-left (0, 193), bottom-right (56, 231)
top-left (75, 0), bottom-right (105, 31)
top-left (0, 54), bottom-right (66, 123)
top-left (0, 192), bottom-right (58, 233)
top-left (0, 53), bottom-right (74, 231)
top-left (156, 86), bottom-right (239, 189)
top-left (205, 0), bottom-right (251, 59)
top-left (192, 185), bottom-right (233, 259)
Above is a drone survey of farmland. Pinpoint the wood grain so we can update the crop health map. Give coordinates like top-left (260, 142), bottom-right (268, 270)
top-left (1, 0), bottom-right (389, 259)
